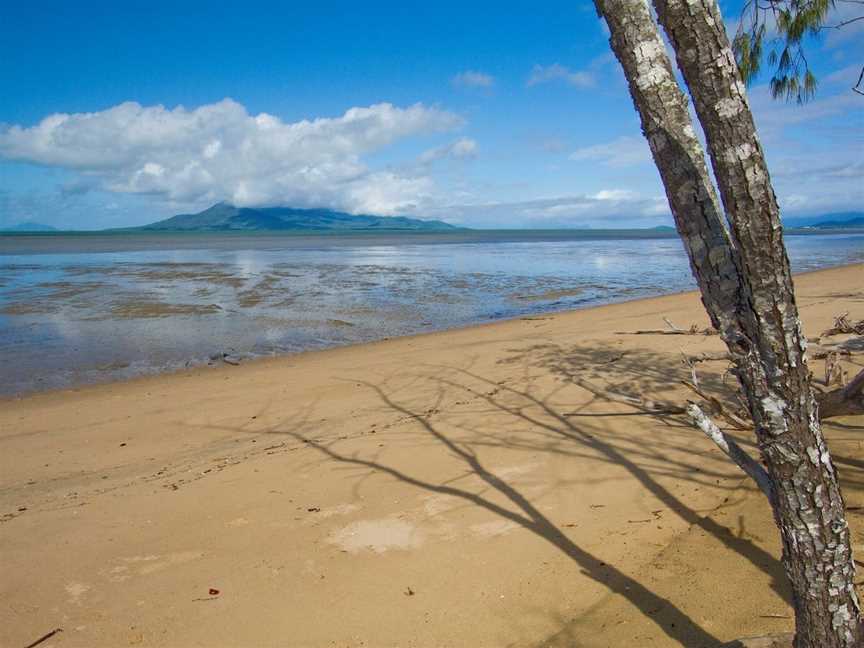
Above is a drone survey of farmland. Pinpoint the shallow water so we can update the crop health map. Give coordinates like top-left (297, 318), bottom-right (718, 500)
top-left (0, 231), bottom-right (861, 396)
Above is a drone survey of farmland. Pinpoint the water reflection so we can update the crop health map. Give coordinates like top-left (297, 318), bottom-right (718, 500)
top-left (0, 234), bottom-right (861, 396)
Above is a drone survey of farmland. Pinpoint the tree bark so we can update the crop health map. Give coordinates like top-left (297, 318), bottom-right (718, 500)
top-left (592, 0), bottom-right (862, 645)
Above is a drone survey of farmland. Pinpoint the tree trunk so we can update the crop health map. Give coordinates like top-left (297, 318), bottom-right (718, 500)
top-left (592, 0), bottom-right (862, 645)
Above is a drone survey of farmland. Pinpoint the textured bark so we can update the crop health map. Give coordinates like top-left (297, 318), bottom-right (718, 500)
top-left (593, 0), bottom-right (862, 645)
top-left (650, 2), bottom-right (862, 645)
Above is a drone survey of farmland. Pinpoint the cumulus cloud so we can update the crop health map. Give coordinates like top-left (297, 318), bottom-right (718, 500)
top-left (0, 99), bottom-right (463, 215)
top-left (527, 64), bottom-right (594, 88)
top-left (452, 70), bottom-right (495, 88)
top-left (419, 137), bottom-right (478, 164)
top-left (568, 136), bottom-right (652, 167)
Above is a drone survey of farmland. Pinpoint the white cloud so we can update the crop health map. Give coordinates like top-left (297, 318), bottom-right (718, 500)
top-left (824, 63), bottom-right (864, 88)
top-left (0, 99), bottom-right (463, 215)
top-left (430, 193), bottom-right (671, 229)
top-left (591, 189), bottom-right (637, 201)
top-left (527, 64), bottom-right (594, 88)
top-left (419, 137), bottom-right (478, 164)
top-left (569, 136), bottom-right (652, 167)
top-left (452, 70), bottom-right (495, 88)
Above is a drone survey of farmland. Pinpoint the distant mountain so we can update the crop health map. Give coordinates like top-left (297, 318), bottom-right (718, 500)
top-left (1, 221), bottom-right (57, 232)
top-left (784, 212), bottom-right (864, 229)
top-left (137, 203), bottom-right (461, 232)
top-left (810, 214), bottom-right (864, 229)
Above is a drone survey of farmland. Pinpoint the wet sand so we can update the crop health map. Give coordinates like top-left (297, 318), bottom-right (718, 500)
top-left (1, 263), bottom-right (863, 647)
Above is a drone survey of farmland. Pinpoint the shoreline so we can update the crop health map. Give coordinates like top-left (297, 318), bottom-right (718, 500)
top-left (6, 260), bottom-right (862, 404)
top-left (1, 262), bottom-right (862, 647)
top-left (2, 227), bottom-right (861, 255)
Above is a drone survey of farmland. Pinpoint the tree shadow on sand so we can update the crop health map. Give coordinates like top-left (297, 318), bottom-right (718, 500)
top-left (204, 341), bottom-right (862, 646)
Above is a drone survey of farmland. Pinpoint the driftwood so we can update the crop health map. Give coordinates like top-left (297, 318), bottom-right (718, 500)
top-left (811, 346), bottom-right (852, 360)
top-left (618, 326), bottom-right (718, 336)
top-left (817, 367), bottom-right (864, 419)
top-left (617, 317), bottom-right (718, 336)
top-left (686, 346), bottom-right (851, 362)
top-left (685, 350), bottom-right (731, 363)
top-left (824, 352), bottom-right (845, 387)
top-left (821, 312), bottom-right (864, 337)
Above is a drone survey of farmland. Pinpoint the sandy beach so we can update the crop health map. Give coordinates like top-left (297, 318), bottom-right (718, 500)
top-left (2, 263), bottom-right (862, 648)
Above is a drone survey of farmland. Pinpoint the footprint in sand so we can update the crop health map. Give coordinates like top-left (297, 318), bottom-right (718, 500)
top-left (65, 582), bottom-right (90, 603)
top-left (327, 518), bottom-right (425, 554)
top-left (101, 551), bottom-right (203, 581)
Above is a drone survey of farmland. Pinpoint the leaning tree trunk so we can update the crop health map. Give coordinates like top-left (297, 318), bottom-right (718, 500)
top-left (592, 0), bottom-right (862, 645)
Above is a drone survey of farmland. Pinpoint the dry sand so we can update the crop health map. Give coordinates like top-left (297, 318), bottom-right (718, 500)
top-left (2, 263), bottom-right (863, 648)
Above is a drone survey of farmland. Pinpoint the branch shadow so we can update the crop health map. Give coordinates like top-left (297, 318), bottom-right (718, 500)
top-left (277, 378), bottom-right (728, 647)
top-left (194, 339), bottom-right (864, 645)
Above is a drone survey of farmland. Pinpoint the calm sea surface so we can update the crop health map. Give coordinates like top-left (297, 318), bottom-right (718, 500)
top-left (1, 230), bottom-right (861, 396)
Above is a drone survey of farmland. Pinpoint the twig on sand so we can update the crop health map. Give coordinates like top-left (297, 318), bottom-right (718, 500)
top-left (23, 628), bottom-right (62, 648)
top-left (820, 312), bottom-right (864, 337)
top-left (680, 349), bottom-right (700, 388)
top-left (685, 351), bottom-right (732, 363)
top-left (810, 345), bottom-right (852, 359)
top-left (617, 326), bottom-right (718, 336)
top-left (817, 366), bottom-right (864, 419)
top-left (616, 316), bottom-right (718, 336)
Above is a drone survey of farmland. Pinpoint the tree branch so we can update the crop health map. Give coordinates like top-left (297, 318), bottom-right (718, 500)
top-left (686, 403), bottom-right (774, 499)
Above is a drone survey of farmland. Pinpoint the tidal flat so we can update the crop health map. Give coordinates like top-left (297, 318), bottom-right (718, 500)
top-left (0, 231), bottom-right (861, 396)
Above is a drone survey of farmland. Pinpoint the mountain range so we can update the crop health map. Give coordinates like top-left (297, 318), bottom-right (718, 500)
top-left (135, 203), bottom-right (460, 231)
top-left (807, 214), bottom-right (864, 229)
top-left (782, 212), bottom-right (864, 229)
top-left (3, 207), bottom-right (862, 233)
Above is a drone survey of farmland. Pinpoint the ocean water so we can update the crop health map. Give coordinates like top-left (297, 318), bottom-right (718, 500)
top-left (0, 231), bottom-right (861, 396)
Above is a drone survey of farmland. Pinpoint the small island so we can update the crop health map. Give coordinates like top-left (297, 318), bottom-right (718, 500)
top-left (133, 202), bottom-right (461, 232)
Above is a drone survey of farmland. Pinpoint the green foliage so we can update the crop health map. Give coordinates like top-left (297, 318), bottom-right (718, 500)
top-left (732, 0), bottom-right (835, 103)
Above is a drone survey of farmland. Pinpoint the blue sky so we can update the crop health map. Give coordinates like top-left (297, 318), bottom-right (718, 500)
top-left (0, 0), bottom-right (861, 229)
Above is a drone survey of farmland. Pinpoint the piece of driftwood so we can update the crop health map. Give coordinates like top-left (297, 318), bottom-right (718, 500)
top-left (821, 312), bottom-right (864, 337)
top-left (616, 317), bottom-right (718, 336)
top-left (824, 351), bottom-right (845, 387)
top-left (617, 325), bottom-right (718, 336)
top-left (817, 367), bottom-right (864, 419)
top-left (810, 345), bottom-right (852, 360)
top-left (686, 403), bottom-right (773, 499)
top-left (683, 345), bottom-right (848, 362)
top-left (685, 350), bottom-right (732, 363)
